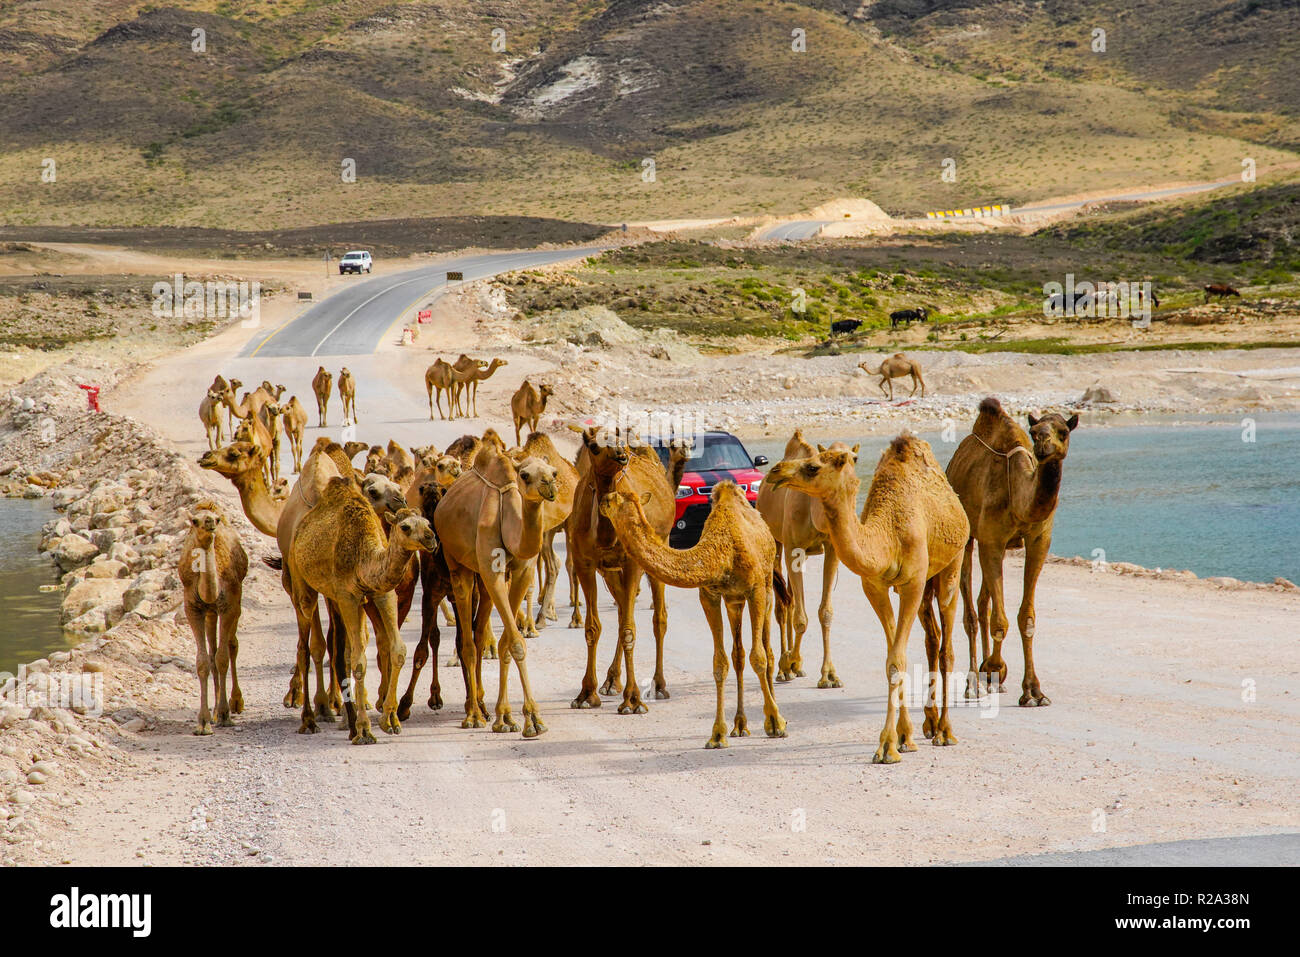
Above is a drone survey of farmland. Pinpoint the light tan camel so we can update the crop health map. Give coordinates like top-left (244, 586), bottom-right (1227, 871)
top-left (338, 367), bottom-right (357, 424)
top-left (600, 483), bottom-right (788, 748)
top-left (464, 357), bottom-right (508, 418)
top-left (567, 427), bottom-right (673, 712)
top-left (311, 366), bottom-right (333, 427)
top-left (257, 401), bottom-right (285, 484)
top-left (510, 431), bottom-right (577, 633)
top-left (343, 440), bottom-right (368, 462)
top-left (946, 397), bottom-right (1077, 706)
top-left (199, 389), bottom-right (224, 450)
top-left (756, 429), bottom-right (855, 687)
top-left (510, 381), bottom-right (554, 447)
top-left (385, 439), bottom-right (415, 476)
top-left (282, 396), bottom-right (309, 473)
top-left (178, 501), bottom-right (248, 735)
top-left (445, 433), bottom-right (483, 469)
top-left (424, 360), bottom-right (478, 420)
top-left (433, 444), bottom-right (557, 735)
top-left (209, 376), bottom-right (240, 433)
top-left (766, 435), bottom-right (969, 763)
top-left (289, 478), bottom-right (435, 743)
top-left (859, 354), bottom-right (926, 400)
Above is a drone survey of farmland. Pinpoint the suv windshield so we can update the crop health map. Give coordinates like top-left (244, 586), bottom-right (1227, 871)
top-left (653, 434), bottom-right (752, 472)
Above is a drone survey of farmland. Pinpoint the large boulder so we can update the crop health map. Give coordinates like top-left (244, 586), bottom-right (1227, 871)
top-left (62, 578), bottom-right (131, 624)
top-left (52, 534), bottom-right (98, 571)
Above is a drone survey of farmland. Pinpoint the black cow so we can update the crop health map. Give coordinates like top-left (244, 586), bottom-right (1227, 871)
top-left (831, 319), bottom-right (862, 336)
top-left (889, 307), bottom-right (928, 329)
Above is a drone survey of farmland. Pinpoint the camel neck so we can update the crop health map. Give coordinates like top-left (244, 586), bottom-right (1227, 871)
top-left (819, 487), bottom-right (891, 579)
top-left (1025, 457), bottom-right (1063, 522)
top-left (233, 471), bottom-right (281, 537)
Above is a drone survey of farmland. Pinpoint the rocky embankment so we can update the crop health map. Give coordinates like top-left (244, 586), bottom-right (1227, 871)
top-left (0, 359), bottom-right (229, 864)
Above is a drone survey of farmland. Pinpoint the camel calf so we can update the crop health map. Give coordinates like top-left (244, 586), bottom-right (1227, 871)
top-left (510, 380), bottom-right (554, 446)
top-left (179, 502), bottom-right (249, 735)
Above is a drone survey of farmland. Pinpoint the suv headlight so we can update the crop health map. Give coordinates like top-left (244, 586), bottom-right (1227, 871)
top-left (676, 485), bottom-right (693, 499)
top-left (749, 479), bottom-right (761, 492)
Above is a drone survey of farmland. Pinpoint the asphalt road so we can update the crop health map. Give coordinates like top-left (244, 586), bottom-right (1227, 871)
top-left (757, 220), bottom-right (831, 241)
top-left (240, 246), bottom-right (605, 358)
top-left (969, 833), bottom-right (1300, 867)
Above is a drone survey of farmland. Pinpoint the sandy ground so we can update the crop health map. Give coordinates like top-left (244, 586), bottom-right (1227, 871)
top-left (2, 271), bottom-right (1279, 866)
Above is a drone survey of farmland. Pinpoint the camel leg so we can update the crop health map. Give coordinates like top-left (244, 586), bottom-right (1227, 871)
top-left (862, 580), bottom-right (918, 764)
top-left (334, 596), bottom-right (376, 744)
top-left (599, 567), bottom-right (625, 696)
top-left (515, 560), bottom-right (540, 638)
top-left (536, 529), bottom-right (560, 625)
top-left (310, 602), bottom-right (337, 719)
top-left (212, 609), bottom-right (233, 728)
top-left (449, 570), bottom-right (486, 727)
top-left (932, 557), bottom-right (961, 745)
top-left (566, 548), bottom-right (582, 628)
top-left (370, 592), bottom-right (405, 734)
top-left (1017, 531), bottom-right (1052, 707)
top-left (917, 582), bottom-right (941, 740)
top-left (702, 593), bottom-right (729, 749)
top-left (788, 551), bottom-right (808, 679)
top-left (959, 538), bottom-right (981, 699)
top-left (727, 598), bottom-right (749, 737)
top-left (290, 583), bottom-right (321, 734)
top-left (571, 564), bottom-right (604, 708)
top-left (976, 542), bottom-right (1011, 693)
top-left (915, 371), bottom-right (926, 398)
top-left (614, 567), bottom-right (646, 714)
top-left (649, 575), bottom-right (669, 699)
top-left (427, 386), bottom-right (434, 420)
top-left (750, 587), bottom-right (785, 738)
top-left (226, 617), bottom-right (243, 715)
top-left (776, 546), bottom-right (799, 681)
top-left (492, 563), bottom-right (547, 737)
top-left (816, 545), bottom-right (841, 688)
top-left (398, 618), bottom-right (429, 723)
top-left (186, 605), bottom-right (214, 736)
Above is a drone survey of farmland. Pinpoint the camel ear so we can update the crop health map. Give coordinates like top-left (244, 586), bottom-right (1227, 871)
top-left (851, 443), bottom-right (860, 454)
top-left (1065, 414), bottom-right (1079, 431)
top-left (816, 444), bottom-right (827, 453)
top-left (1027, 413), bottom-right (1040, 427)
top-left (383, 510), bottom-right (397, 525)
top-left (640, 491), bottom-right (652, 506)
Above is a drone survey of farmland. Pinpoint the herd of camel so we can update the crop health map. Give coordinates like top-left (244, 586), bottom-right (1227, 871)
top-left (183, 362), bottom-right (1076, 761)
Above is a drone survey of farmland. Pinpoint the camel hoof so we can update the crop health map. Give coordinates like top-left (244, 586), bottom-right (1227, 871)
top-left (396, 697), bottom-right (413, 722)
top-left (618, 701), bottom-right (648, 715)
top-left (764, 716), bottom-right (788, 738)
top-left (899, 738), bottom-right (917, 753)
top-left (730, 723), bottom-right (750, 738)
top-left (1020, 693), bottom-right (1051, 707)
top-left (705, 736), bottom-right (728, 749)
top-left (522, 715), bottom-right (547, 738)
top-left (428, 692), bottom-right (443, 711)
top-left (598, 678), bottom-right (622, 696)
top-left (194, 722), bottom-right (213, 736)
top-left (932, 730), bottom-right (958, 746)
top-left (570, 691), bottom-right (601, 709)
top-left (229, 694), bottom-right (244, 715)
top-left (492, 716), bottom-right (520, 734)
top-left (217, 714), bottom-right (235, 728)
top-left (654, 686), bottom-right (670, 700)
top-left (283, 690), bottom-right (301, 709)
top-left (483, 645), bottom-right (498, 661)
top-left (461, 713), bottom-right (487, 729)
top-left (872, 747), bottom-right (901, 765)
top-left (817, 674), bottom-right (843, 689)
top-left (775, 670), bottom-right (793, 683)
top-left (567, 613), bottom-right (582, 629)
top-left (297, 720), bottom-right (319, 735)
top-left (350, 729), bottom-right (377, 745)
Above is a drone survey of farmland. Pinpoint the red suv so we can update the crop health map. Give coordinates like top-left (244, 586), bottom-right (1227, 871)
top-left (648, 430), bottom-right (769, 548)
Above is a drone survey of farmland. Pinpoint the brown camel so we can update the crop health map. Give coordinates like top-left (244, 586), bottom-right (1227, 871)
top-left (859, 354), bottom-right (926, 400)
top-left (433, 444), bottom-right (557, 735)
top-left (311, 366), bottom-right (333, 427)
top-left (450, 355), bottom-right (488, 417)
top-left (424, 359), bottom-right (479, 420)
top-left (567, 427), bottom-right (673, 713)
top-left (343, 440), bottom-right (368, 462)
top-left (199, 389), bottom-right (224, 450)
top-left (288, 477), bottom-right (435, 743)
top-left (257, 401), bottom-right (285, 484)
top-left (464, 357), bottom-right (508, 418)
top-left (179, 501), bottom-right (248, 735)
top-left (338, 367), bottom-right (358, 424)
top-left (756, 429), bottom-right (855, 688)
top-left (209, 376), bottom-right (240, 433)
top-left (765, 435), bottom-right (969, 763)
top-left (282, 396), bottom-right (309, 473)
top-left (445, 433), bottom-right (483, 469)
top-left (946, 397), bottom-right (1077, 706)
top-left (510, 380), bottom-right (554, 447)
top-left (385, 439), bottom-right (415, 476)
top-left (600, 483), bottom-right (788, 748)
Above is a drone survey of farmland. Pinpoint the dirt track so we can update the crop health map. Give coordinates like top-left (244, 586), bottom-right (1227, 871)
top-left (14, 276), bottom-right (1291, 866)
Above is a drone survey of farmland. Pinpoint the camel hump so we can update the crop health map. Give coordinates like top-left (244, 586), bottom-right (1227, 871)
top-left (978, 396), bottom-right (1003, 417)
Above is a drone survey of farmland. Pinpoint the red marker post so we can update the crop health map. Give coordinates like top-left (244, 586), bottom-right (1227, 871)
top-left (78, 384), bottom-right (101, 412)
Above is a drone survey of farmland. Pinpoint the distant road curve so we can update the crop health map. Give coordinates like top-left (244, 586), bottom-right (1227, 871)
top-left (241, 246), bottom-right (604, 358)
top-left (756, 220), bottom-right (831, 241)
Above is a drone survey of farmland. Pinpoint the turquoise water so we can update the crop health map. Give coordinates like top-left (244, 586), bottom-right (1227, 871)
top-left (0, 499), bottom-right (72, 675)
top-left (747, 414), bottom-right (1300, 585)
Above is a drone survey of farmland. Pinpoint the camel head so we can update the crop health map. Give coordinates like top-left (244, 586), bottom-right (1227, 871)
top-left (816, 440), bottom-right (860, 457)
top-left (434, 455), bottom-right (461, 487)
top-left (263, 402), bottom-right (284, 420)
top-left (598, 488), bottom-right (652, 525)
top-left (382, 507), bottom-right (438, 554)
top-left (515, 456), bottom-right (559, 502)
top-left (199, 441), bottom-right (265, 479)
top-left (485, 358), bottom-right (509, 373)
top-left (186, 504), bottom-right (224, 540)
top-left (271, 478), bottom-right (290, 501)
top-left (577, 425), bottom-right (629, 470)
top-left (232, 416), bottom-right (257, 444)
top-left (539, 383), bottom-right (554, 400)
top-left (1026, 411), bottom-right (1078, 463)
top-left (480, 428), bottom-right (507, 451)
top-left (764, 447), bottom-right (858, 500)
top-left (343, 440), bottom-right (368, 460)
top-left (361, 472), bottom-right (407, 518)
top-left (228, 378), bottom-right (242, 393)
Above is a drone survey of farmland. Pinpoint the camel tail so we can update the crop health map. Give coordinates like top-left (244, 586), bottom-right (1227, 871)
top-left (771, 568), bottom-right (790, 608)
top-left (263, 555), bottom-right (283, 571)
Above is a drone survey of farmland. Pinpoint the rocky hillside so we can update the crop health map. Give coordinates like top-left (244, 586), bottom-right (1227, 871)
top-left (1, 0), bottom-right (1296, 227)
